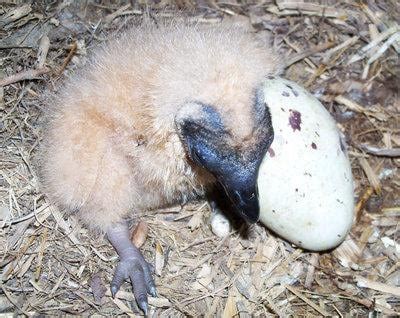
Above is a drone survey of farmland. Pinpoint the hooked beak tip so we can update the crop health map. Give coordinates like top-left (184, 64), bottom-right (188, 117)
top-left (225, 187), bottom-right (260, 223)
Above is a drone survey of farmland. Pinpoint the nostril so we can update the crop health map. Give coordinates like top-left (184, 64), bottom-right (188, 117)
top-left (233, 190), bottom-right (245, 205)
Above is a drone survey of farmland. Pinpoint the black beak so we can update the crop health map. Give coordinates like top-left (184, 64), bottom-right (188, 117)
top-left (175, 101), bottom-right (272, 225)
top-left (218, 174), bottom-right (260, 223)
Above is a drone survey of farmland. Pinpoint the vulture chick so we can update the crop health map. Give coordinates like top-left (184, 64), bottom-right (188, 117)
top-left (39, 20), bottom-right (280, 313)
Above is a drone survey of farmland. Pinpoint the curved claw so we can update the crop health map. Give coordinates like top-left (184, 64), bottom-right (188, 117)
top-left (111, 261), bottom-right (130, 297)
top-left (138, 299), bottom-right (148, 315)
top-left (111, 256), bottom-right (156, 311)
top-left (111, 284), bottom-right (119, 299)
top-left (149, 286), bottom-right (158, 297)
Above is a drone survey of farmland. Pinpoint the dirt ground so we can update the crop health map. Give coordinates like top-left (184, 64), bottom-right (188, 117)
top-left (0, 0), bottom-right (399, 316)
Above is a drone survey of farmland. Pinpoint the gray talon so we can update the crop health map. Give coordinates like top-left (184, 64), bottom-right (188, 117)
top-left (149, 286), bottom-right (158, 297)
top-left (138, 299), bottom-right (148, 315)
top-left (111, 285), bottom-right (118, 298)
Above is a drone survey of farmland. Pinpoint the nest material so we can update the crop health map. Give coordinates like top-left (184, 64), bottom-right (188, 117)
top-left (0, 1), bottom-right (399, 316)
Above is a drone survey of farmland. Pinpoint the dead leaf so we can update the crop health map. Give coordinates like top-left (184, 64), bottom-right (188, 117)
top-left (90, 273), bottom-right (106, 304)
top-left (155, 242), bottom-right (165, 276)
top-left (222, 292), bottom-right (237, 318)
top-left (130, 221), bottom-right (149, 248)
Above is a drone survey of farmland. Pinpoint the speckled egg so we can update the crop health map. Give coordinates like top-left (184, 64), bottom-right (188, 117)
top-left (258, 77), bottom-right (354, 251)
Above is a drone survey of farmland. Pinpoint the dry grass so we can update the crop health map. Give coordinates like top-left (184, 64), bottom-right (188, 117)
top-left (0, 0), bottom-right (399, 316)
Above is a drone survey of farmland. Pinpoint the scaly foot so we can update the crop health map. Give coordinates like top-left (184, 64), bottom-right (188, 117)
top-left (107, 222), bottom-right (156, 314)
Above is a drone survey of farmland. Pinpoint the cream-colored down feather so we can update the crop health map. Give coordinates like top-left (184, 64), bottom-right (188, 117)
top-left (39, 20), bottom-right (281, 231)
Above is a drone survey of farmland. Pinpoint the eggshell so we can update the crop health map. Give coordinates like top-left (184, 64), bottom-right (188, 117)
top-left (257, 77), bottom-right (354, 251)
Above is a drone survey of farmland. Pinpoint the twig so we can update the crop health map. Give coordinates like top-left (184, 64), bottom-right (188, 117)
top-left (355, 276), bottom-right (400, 297)
top-left (104, 4), bottom-right (131, 25)
top-left (322, 36), bottom-right (359, 64)
top-left (367, 32), bottom-right (400, 65)
top-left (277, 2), bottom-right (347, 18)
top-left (56, 42), bottom-right (78, 75)
top-left (0, 67), bottom-right (50, 87)
top-left (360, 145), bottom-right (400, 157)
top-left (361, 3), bottom-right (400, 53)
top-left (347, 26), bottom-right (399, 64)
top-left (268, 4), bottom-right (347, 18)
top-left (334, 95), bottom-right (387, 121)
top-left (286, 285), bottom-right (330, 316)
top-left (285, 42), bottom-right (335, 68)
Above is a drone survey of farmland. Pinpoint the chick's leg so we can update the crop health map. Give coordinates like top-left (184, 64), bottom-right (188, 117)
top-left (107, 222), bottom-right (156, 314)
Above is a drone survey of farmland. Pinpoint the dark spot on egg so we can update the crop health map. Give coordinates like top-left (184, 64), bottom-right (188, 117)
top-left (285, 84), bottom-right (299, 96)
top-left (311, 142), bottom-right (317, 149)
top-left (268, 147), bottom-right (275, 157)
top-left (267, 75), bottom-right (275, 80)
top-left (337, 234), bottom-right (342, 238)
top-left (281, 107), bottom-right (285, 112)
top-left (339, 136), bottom-right (346, 153)
top-left (315, 131), bottom-right (320, 137)
top-left (282, 91), bottom-right (290, 97)
top-left (289, 109), bottom-right (302, 131)
top-left (272, 209), bottom-right (276, 213)
top-left (295, 188), bottom-right (298, 192)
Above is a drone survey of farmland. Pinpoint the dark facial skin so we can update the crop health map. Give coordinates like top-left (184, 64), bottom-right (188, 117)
top-left (176, 88), bottom-right (274, 223)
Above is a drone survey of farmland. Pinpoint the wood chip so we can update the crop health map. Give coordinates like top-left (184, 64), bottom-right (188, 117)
top-left (333, 237), bottom-right (363, 269)
top-left (355, 276), bottom-right (400, 297)
top-left (0, 4), bottom-right (32, 27)
top-left (304, 254), bottom-right (319, 288)
top-left (155, 242), bottom-right (165, 276)
top-left (36, 35), bottom-right (50, 68)
top-left (358, 157), bottom-right (382, 195)
top-left (222, 292), bottom-right (237, 318)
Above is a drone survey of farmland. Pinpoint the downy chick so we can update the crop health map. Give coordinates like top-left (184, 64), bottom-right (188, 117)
top-left (39, 20), bottom-right (280, 313)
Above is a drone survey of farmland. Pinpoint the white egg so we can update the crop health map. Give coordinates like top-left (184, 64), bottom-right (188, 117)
top-left (258, 77), bottom-right (354, 251)
top-left (210, 209), bottom-right (231, 238)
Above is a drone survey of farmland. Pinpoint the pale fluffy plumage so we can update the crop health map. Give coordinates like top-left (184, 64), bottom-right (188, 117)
top-left (39, 20), bottom-right (280, 231)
